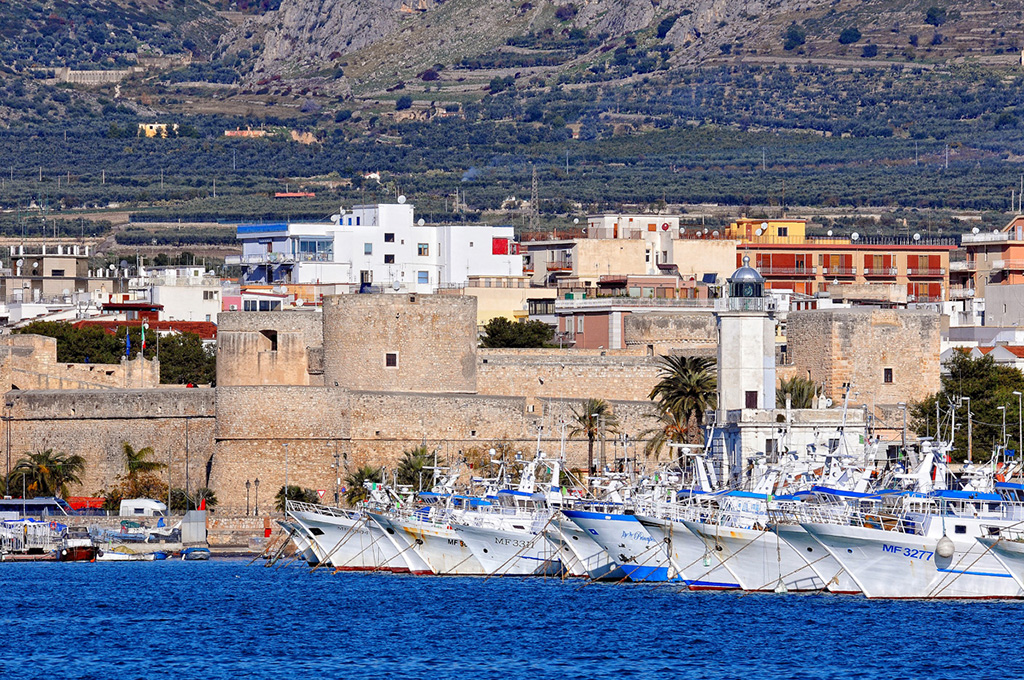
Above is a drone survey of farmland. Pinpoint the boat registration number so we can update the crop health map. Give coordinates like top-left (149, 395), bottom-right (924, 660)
top-left (882, 544), bottom-right (933, 561)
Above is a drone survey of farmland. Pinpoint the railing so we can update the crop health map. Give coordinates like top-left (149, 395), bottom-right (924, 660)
top-left (546, 262), bottom-right (572, 271)
top-left (949, 260), bottom-right (976, 272)
top-left (906, 268), bottom-right (946, 276)
top-left (758, 267), bottom-right (812, 276)
top-left (862, 267), bottom-right (898, 277)
top-left (991, 260), bottom-right (1024, 271)
top-left (822, 267), bottom-right (856, 276)
top-left (962, 232), bottom-right (1009, 244)
top-left (286, 500), bottom-right (355, 518)
top-left (555, 297), bottom-right (716, 310)
top-left (949, 286), bottom-right (976, 300)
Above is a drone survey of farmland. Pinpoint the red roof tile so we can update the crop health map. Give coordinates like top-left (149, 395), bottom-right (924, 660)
top-left (73, 320), bottom-right (217, 340)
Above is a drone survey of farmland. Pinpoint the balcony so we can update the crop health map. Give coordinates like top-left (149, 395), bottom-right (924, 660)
top-left (961, 232), bottom-right (1009, 244)
top-left (949, 260), bottom-right (976, 272)
top-left (949, 286), bottom-right (976, 300)
top-left (991, 260), bottom-right (1024, 271)
top-left (759, 267), bottom-right (812, 277)
top-left (863, 267), bottom-right (898, 277)
top-left (546, 261), bottom-right (573, 271)
top-left (822, 267), bottom-right (856, 277)
top-left (906, 268), bottom-right (946, 277)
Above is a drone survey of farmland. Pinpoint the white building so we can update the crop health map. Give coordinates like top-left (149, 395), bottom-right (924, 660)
top-left (229, 203), bottom-right (522, 293)
top-left (128, 266), bottom-right (223, 323)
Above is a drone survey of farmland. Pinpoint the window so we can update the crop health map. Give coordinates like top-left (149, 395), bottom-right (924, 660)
top-left (203, 290), bottom-right (217, 300)
top-left (385, 352), bottom-right (398, 368)
top-left (384, 254), bottom-right (395, 264)
top-left (884, 368), bottom-right (893, 384)
top-left (260, 330), bottom-right (278, 351)
top-left (258, 300), bottom-right (272, 312)
top-left (364, 243), bottom-right (373, 255)
top-left (51, 269), bottom-right (65, 277)
top-left (356, 216), bottom-right (361, 226)
top-left (778, 227), bottom-right (788, 237)
top-left (417, 271), bottom-right (429, 284)
top-left (418, 243), bottom-right (429, 256)
top-left (205, 314), bottom-right (211, 322)
top-left (384, 233), bottom-right (395, 243)
top-left (954, 525), bottom-right (967, 535)
top-left (243, 300), bottom-right (257, 311)
top-left (577, 316), bottom-right (584, 333)
top-left (469, 242), bottom-right (474, 247)
top-left (745, 391), bottom-right (758, 409)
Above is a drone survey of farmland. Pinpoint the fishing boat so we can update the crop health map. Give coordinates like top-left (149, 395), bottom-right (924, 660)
top-left (57, 526), bottom-right (98, 562)
top-left (181, 547), bottom-right (211, 561)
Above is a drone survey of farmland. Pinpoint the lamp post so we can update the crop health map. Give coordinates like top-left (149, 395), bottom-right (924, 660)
top-left (1014, 391), bottom-right (1022, 454)
top-left (897, 402), bottom-right (907, 455)
top-left (332, 443), bottom-right (341, 507)
top-left (245, 479), bottom-right (251, 516)
top-left (963, 396), bottom-right (972, 463)
top-left (254, 477), bottom-right (260, 516)
top-left (998, 405), bottom-right (1007, 449)
top-left (284, 442), bottom-right (289, 512)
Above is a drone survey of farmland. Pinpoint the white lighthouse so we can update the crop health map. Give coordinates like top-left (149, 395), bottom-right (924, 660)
top-left (716, 256), bottom-right (776, 414)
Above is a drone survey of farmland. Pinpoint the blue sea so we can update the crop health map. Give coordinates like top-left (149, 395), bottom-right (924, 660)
top-left (0, 559), bottom-right (1018, 679)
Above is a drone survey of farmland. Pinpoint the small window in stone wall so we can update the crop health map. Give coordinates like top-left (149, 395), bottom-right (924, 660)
top-left (385, 352), bottom-right (398, 368)
top-left (884, 367), bottom-right (893, 383)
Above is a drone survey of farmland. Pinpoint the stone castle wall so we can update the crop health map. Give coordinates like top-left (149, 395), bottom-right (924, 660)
top-left (477, 349), bottom-right (663, 402)
top-left (787, 308), bottom-right (940, 406)
top-left (2, 388), bottom-right (215, 498)
top-left (1, 334), bottom-right (159, 391)
top-left (322, 294), bottom-right (477, 393)
top-left (216, 310), bottom-right (323, 386)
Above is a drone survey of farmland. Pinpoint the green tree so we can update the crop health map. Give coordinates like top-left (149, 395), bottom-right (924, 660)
top-left (569, 398), bottom-right (620, 473)
top-left (395, 95), bottom-right (413, 111)
top-left (158, 332), bottom-right (216, 385)
top-left (396, 445), bottom-right (432, 491)
top-left (925, 6), bottom-right (946, 26)
top-left (783, 22), bottom-right (806, 50)
top-left (639, 408), bottom-right (689, 461)
top-left (169, 486), bottom-right (219, 513)
top-left (777, 376), bottom-right (821, 409)
top-left (648, 355), bottom-right (717, 441)
top-left (480, 316), bottom-right (553, 348)
top-left (122, 442), bottom-right (166, 477)
top-left (275, 485), bottom-right (320, 512)
top-left (910, 352), bottom-right (1024, 462)
top-left (343, 465), bottom-right (383, 506)
top-left (838, 27), bottom-right (861, 44)
top-left (8, 449), bottom-right (85, 498)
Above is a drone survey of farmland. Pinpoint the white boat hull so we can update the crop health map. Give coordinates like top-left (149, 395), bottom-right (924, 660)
top-left (774, 523), bottom-right (860, 594)
top-left (544, 518), bottom-right (610, 579)
top-left (979, 537), bottom-right (1024, 591)
top-left (803, 522), bottom-right (1022, 599)
top-left (563, 510), bottom-right (677, 582)
top-left (365, 512), bottom-right (434, 575)
top-left (637, 516), bottom-right (740, 590)
top-left (454, 522), bottom-right (564, 576)
top-left (384, 514), bottom-right (484, 575)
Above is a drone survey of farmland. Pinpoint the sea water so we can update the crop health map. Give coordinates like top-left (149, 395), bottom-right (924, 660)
top-left (0, 559), bottom-right (1017, 680)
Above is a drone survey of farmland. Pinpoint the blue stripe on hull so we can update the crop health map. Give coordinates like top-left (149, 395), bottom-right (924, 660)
top-left (622, 565), bottom-right (683, 582)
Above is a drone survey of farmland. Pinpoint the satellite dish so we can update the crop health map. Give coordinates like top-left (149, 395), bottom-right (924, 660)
top-left (120, 260), bottom-right (128, 269)
top-left (62, 288), bottom-right (70, 296)
top-left (272, 286), bottom-right (282, 294)
top-left (392, 281), bottom-right (401, 291)
top-left (680, 227), bottom-right (686, 234)
top-left (994, 228), bottom-right (1000, 233)
top-left (573, 218), bottom-right (579, 224)
top-left (108, 264), bottom-right (115, 271)
top-left (703, 227), bottom-right (709, 234)
top-left (280, 285), bottom-right (288, 294)
top-left (143, 321), bottom-right (149, 330)
top-left (712, 230), bottom-right (720, 237)
top-left (418, 218), bottom-right (425, 226)
top-left (761, 222), bottom-right (768, 230)
top-left (755, 228), bottom-right (764, 236)
top-left (295, 298), bottom-right (304, 307)
top-left (31, 262), bottom-right (37, 269)
top-left (16, 259), bottom-right (23, 267)
top-left (330, 214), bottom-right (341, 223)
top-left (913, 233), bottom-right (921, 241)
top-left (826, 398), bottom-right (833, 407)
top-left (827, 229), bottom-right (833, 237)
top-left (851, 232), bottom-right (860, 241)
top-left (397, 195), bottom-right (406, 204)
top-left (972, 227), bottom-right (980, 234)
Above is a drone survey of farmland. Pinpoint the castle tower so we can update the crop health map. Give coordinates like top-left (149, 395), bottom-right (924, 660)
top-left (715, 257), bottom-right (776, 413)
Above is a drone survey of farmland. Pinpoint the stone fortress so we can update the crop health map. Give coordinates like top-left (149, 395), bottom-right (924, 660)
top-left (0, 292), bottom-right (941, 512)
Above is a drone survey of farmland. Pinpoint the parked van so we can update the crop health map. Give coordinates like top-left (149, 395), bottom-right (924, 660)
top-left (118, 498), bottom-right (168, 517)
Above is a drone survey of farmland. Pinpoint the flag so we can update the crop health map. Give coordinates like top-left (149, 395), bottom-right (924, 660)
top-left (125, 333), bottom-right (131, 357)
top-left (141, 324), bottom-right (146, 352)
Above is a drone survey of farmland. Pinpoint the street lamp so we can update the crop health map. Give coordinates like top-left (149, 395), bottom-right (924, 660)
top-left (332, 443), bottom-right (341, 507)
top-left (245, 479), bottom-right (251, 516)
top-left (254, 477), bottom-right (260, 516)
top-left (998, 405), bottom-right (1007, 448)
top-left (284, 442), bottom-right (289, 512)
top-left (897, 402), bottom-right (907, 455)
top-left (1013, 391), bottom-right (1022, 454)
top-left (963, 396), bottom-right (972, 463)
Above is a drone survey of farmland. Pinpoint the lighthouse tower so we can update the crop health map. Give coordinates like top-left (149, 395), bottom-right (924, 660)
top-left (716, 256), bottom-right (776, 413)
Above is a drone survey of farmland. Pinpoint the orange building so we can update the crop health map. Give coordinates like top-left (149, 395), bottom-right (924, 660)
top-left (957, 216), bottom-right (1024, 300)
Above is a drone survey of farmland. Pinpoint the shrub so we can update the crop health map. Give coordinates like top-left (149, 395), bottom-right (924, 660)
top-left (783, 23), bottom-right (806, 51)
top-left (395, 95), bottom-right (413, 110)
top-left (838, 27), bottom-right (861, 45)
top-left (861, 44), bottom-right (878, 58)
top-left (925, 6), bottom-right (946, 26)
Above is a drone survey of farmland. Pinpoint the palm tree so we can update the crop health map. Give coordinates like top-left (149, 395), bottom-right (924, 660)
top-left (648, 355), bottom-right (717, 442)
top-left (639, 408), bottom-right (689, 462)
top-left (396, 445), bottom-right (432, 491)
top-left (8, 449), bottom-right (85, 498)
top-left (343, 465), bottom-right (383, 506)
top-left (569, 398), bottom-right (620, 473)
top-left (777, 376), bottom-right (821, 409)
top-left (121, 442), bottom-right (166, 478)
top-left (275, 485), bottom-right (318, 512)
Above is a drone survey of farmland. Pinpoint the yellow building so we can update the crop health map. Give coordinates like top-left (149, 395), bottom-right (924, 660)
top-left (726, 217), bottom-right (807, 244)
top-left (137, 123), bottom-right (179, 138)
